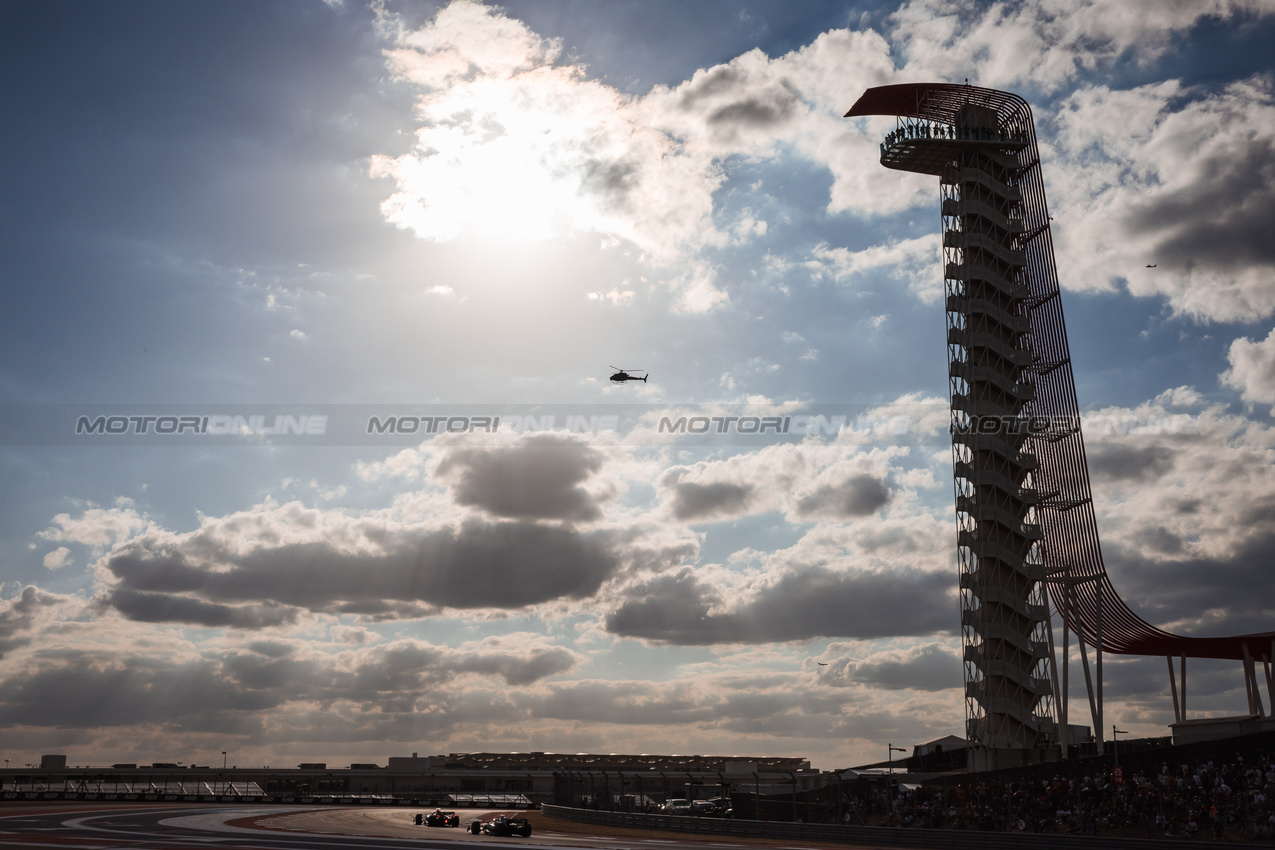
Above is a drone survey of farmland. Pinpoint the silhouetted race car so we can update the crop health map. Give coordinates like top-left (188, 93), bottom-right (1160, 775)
top-left (425, 809), bottom-right (460, 827)
top-left (479, 816), bottom-right (532, 837)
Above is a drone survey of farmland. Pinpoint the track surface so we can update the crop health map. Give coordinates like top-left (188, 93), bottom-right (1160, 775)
top-left (0, 806), bottom-right (848, 850)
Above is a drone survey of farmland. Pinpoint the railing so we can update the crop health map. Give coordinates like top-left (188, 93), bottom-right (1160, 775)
top-left (880, 119), bottom-right (1029, 156)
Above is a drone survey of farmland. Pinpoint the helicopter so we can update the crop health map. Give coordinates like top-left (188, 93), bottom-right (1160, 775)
top-left (609, 366), bottom-right (648, 383)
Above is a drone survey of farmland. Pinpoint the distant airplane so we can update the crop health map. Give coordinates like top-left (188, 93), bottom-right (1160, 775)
top-left (1146, 264), bottom-right (1157, 268)
top-left (817, 662), bottom-right (828, 666)
top-left (608, 366), bottom-right (648, 383)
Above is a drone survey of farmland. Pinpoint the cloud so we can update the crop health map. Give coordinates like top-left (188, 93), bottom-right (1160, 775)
top-left (888, 0), bottom-right (1275, 93)
top-left (38, 503), bottom-right (149, 549)
top-left (0, 587), bottom-right (65, 660)
top-left (355, 447), bottom-right (428, 482)
top-left (1222, 327), bottom-right (1275, 409)
top-left (669, 261), bottom-right (729, 314)
top-left (1153, 386), bottom-right (1202, 407)
top-left (662, 470), bottom-right (756, 522)
top-left (368, 3), bottom-right (939, 310)
top-left (1083, 403), bottom-right (1275, 635)
top-left (650, 50), bottom-right (805, 152)
top-left (433, 434), bottom-right (610, 522)
top-left (793, 473), bottom-right (892, 519)
top-left (1108, 531), bottom-right (1275, 637)
top-left (604, 565), bottom-right (954, 645)
top-left (818, 642), bottom-right (962, 691)
top-left (586, 288), bottom-right (635, 306)
top-left (42, 547), bottom-right (71, 569)
top-left (106, 589), bottom-right (300, 630)
top-left (371, 0), bottom-right (729, 288)
top-left (1049, 76), bottom-right (1275, 321)
top-left (0, 636), bottom-right (579, 730)
top-left (91, 501), bottom-right (635, 627)
top-left (518, 674), bottom-right (849, 734)
top-left (369, 1), bottom-right (1275, 322)
top-left (797, 237), bottom-right (943, 302)
top-left (1085, 443), bottom-right (1176, 483)
top-left (656, 440), bottom-right (916, 526)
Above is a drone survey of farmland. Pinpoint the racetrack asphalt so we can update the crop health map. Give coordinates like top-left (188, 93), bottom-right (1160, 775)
top-left (0, 804), bottom-right (877, 850)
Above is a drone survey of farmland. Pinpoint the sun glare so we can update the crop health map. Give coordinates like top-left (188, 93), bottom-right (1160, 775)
top-left (371, 3), bottom-right (718, 263)
top-left (373, 65), bottom-right (630, 246)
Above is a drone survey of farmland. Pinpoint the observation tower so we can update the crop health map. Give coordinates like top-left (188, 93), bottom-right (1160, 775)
top-left (846, 84), bottom-right (1275, 770)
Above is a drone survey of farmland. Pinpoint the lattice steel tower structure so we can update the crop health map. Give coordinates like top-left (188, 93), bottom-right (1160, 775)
top-left (847, 83), bottom-right (1275, 770)
top-left (846, 85), bottom-right (1056, 763)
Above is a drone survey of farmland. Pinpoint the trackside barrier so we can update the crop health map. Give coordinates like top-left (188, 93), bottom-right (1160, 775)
top-left (0, 790), bottom-right (533, 809)
top-left (539, 805), bottom-right (1246, 850)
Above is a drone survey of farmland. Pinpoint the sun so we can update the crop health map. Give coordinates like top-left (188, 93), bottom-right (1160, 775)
top-left (372, 59), bottom-right (632, 245)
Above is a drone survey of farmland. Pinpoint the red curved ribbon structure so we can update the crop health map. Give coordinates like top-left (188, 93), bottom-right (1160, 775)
top-left (846, 83), bottom-right (1274, 758)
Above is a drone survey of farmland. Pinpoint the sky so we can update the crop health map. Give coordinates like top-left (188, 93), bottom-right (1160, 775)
top-left (2, 0), bottom-right (1275, 771)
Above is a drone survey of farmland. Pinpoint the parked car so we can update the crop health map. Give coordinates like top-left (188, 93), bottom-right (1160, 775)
top-left (480, 816), bottom-right (532, 837)
top-left (663, 798), bottom-right (692, 814)
top-left (425, 809), bottom-right (460, 827)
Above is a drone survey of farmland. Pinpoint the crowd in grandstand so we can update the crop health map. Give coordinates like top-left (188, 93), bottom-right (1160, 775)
top-left (850, 749), bottom-right (1275, 839)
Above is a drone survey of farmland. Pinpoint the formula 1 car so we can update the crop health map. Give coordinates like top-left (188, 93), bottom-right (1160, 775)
top-left (425, 809), bottom-right (461, 827)
top-left (478, 816), bottom-right (532, 837)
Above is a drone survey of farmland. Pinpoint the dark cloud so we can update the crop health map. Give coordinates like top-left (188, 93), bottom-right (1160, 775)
top-left (333, 599), bottom-right (437, 620)
top-left (454, 647), bottom-right (577, 687)
top-left (0, 640), bottom-right (576, 730)
top-left (795, 474), bottom-right (891, 518)
top-left (0, 653), bottom-right (277, 729)
top-left (107, 588), bottom-right (299, 629)
top-left (1142, 525), bottom-right (1185, 555)
top-left (672, 62), bottom-right (802, 142)
top-left (709, 96), bottom-right (798, 129)
top-left (1107, 531), bottom-right (1275, 635)
top-left (1087, 444), bottom-right (1176, 482)
top-left (435, 435), bottom-right (607, 522)
top-left (1172, 498), bottom-right (1202, 516)
top-left (247, 641), bottom-right (295, 659)
top-left (100, 519), bottom-right (622, 627)
top-left (837, 643), bottom-right (962, 692)
top-left (605, 566), bottom-right (955, 644)
top-left (662, 469), bottom-right (755, 521)
top-left (603, 571), bottom-right (723, 641)
top-left (1128, 136), bottom-right (1275, 269)
top-left (580, 157), bottom-right (640, 213)
top-left (220, 650), bottom-right (323, 696)
top-left (0, 586), bottom-right (61, 659)
top-left (1235, 493), bottom-right (1275, 528)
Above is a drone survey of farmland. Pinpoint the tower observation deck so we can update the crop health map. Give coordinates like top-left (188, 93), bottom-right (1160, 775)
top-left (846, 83), bottom-right (1275, 768)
